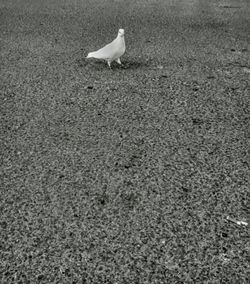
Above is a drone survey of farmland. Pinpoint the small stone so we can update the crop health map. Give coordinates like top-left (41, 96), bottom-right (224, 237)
top-left (157, 65), bottom-right (164, 69)
top-left (207, 75), bottom-right (215, 79)
top-left (37, 274), bottom-right (44, 281)
top-left (0, 221), bottom-right (7, 229)
top-left (159, 75), bottom-right (168, 79)
top-left (243, 67), bottom-right (250, 73)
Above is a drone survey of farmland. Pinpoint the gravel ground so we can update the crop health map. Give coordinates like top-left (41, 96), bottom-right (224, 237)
top-left (1, 0), bottom-right (250, 283)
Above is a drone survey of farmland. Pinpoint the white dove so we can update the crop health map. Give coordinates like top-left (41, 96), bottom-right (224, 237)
top-left (86, 29), bottom-right (125, 68)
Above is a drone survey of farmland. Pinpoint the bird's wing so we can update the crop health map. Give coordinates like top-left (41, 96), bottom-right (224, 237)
top-left (87, 38), bottom-right (124, 60)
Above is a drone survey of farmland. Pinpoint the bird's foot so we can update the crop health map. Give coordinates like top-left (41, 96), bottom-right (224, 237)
top-left (116, 58), bottom-right (122, 65)
top-left (107, 61), bottom-right (112, 69)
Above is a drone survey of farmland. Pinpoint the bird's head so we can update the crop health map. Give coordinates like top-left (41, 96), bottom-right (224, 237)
top-left (118, 29), bottom-right (125, 37)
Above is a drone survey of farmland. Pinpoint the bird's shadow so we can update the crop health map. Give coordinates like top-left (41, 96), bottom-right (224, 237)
top-left (122, 59), bottom-right (151, 70)
top-left (76, 58), bottom-right (152, 70)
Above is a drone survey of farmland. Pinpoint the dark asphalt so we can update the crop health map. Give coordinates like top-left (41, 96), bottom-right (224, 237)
top-left (0, 0), bottom-right (250, 283)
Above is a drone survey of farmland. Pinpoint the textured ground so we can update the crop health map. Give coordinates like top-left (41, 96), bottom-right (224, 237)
top-left (0, 0), bottom-right (250, 283)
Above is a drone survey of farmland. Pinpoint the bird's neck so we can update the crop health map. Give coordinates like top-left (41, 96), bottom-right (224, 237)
top-left (117, 35), bottom-right (125, 42)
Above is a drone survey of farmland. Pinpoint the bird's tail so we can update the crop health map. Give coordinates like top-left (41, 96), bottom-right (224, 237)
top-left (86, 52), bottom-right (95, 58)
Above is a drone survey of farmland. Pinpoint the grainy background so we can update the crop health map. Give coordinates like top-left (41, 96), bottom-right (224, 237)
top-left (0, 0), bottom-right (249, 283)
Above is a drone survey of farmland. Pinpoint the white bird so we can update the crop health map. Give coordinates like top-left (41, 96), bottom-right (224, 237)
top-left (86, 29), bottom-right (126, 68)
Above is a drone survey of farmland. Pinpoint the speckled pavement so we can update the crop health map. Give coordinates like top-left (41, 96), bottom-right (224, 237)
top-left (1, 0), bottom-right (249, 283)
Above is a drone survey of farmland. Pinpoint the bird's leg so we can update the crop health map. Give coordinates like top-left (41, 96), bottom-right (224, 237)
top-left (116, 58), bottom-right (124, 68)
top-left (116, 58), bottom-right (122, 65)
top-left (107, 60), bottom-right (112, 69)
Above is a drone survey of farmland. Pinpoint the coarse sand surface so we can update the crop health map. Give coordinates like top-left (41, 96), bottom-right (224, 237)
top-left (0, 0), bottom-right (250, 283)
